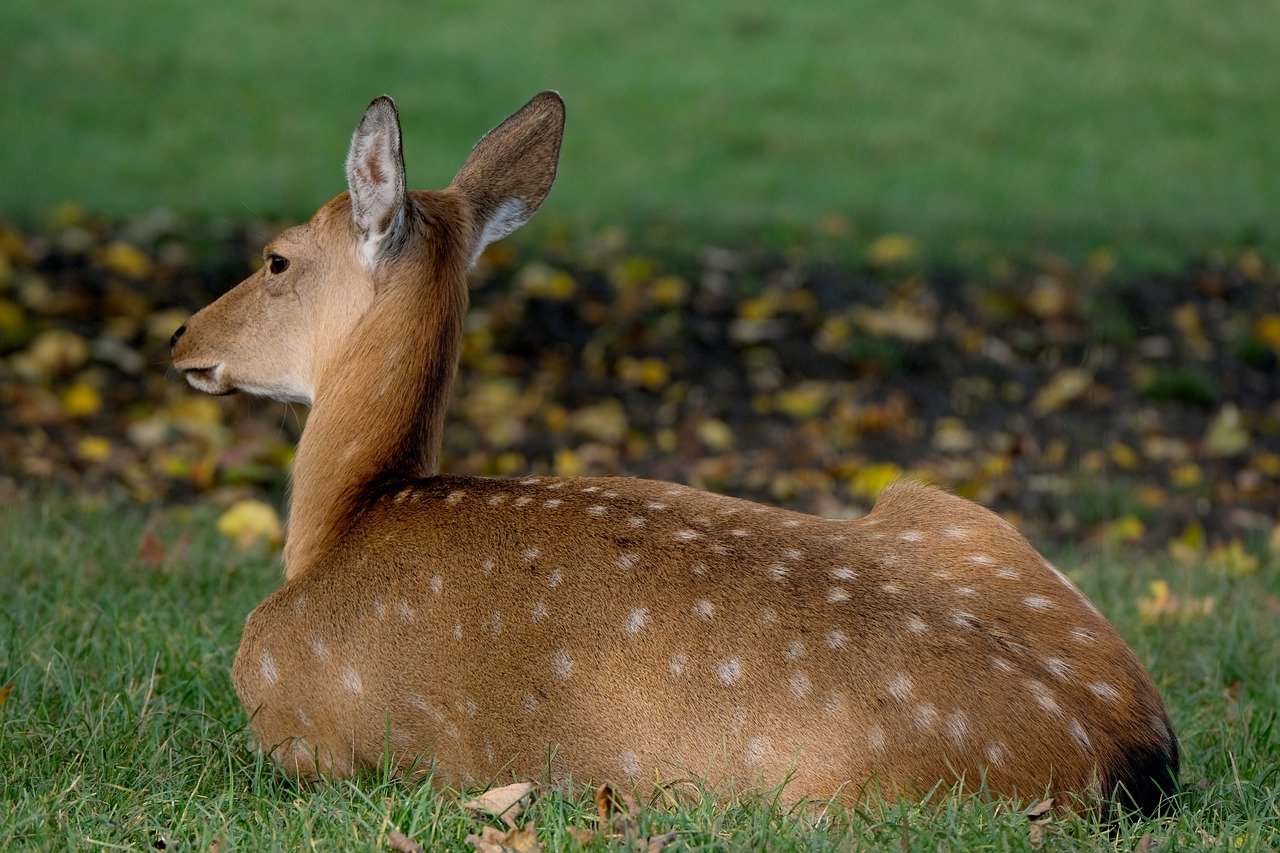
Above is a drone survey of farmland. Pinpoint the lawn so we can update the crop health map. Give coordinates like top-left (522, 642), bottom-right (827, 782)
top-left (1, 496), bottom-right (1277, 849)
top-left (2, 0), bottom-right (1279, 255)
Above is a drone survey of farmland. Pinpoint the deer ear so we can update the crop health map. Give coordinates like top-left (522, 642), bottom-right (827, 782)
top-left (346, 96), bottom-right (408, 266)
top-left (452, 91), bottom-right (565, 266)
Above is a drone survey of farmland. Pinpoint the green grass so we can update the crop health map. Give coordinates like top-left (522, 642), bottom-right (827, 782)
top-left (2, 496), bottom-right (1277, 849)
top-left (2, 0), bottom-right (1279, 256)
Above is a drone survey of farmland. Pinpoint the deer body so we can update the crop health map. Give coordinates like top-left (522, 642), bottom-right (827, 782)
top-left (173, 93), bottom-right (1177, 815)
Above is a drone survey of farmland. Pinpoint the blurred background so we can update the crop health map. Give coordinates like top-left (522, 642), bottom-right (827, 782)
top-left (1, 0), bottom-right (1278, 554)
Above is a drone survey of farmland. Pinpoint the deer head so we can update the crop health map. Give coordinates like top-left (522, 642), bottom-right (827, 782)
top-left (171, 92), bottom-right (565, 407)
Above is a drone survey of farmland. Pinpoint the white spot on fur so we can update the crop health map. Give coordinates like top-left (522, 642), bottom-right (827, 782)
top-left (946, 710), bottom-right (968, 745)
top-left (782, 519), bottom-right (801, 528)
top-left (967, 554), bottom-right (996, 566)
top-left (744, 736), bottom-right (771, 767)
top-left (951, 611), bottom-right (977, 628)
top-left (625, 606), bottom-right (649, 634)
top-left (830, 567), bottom-right (857, 581)
top-left (1089, 681), bottom-right (1122, 702)
top-left (617, 552), bottom-right (640, 569)
top-left (826, 629), bottom-right (848, 650)
top-left (906, 615), bottom-right (929, 633)
top-left (486, 610), bottom-right (503, 636)
top-left (1043, 656), bottom-right (1072, 679)
top-left (1070, 627), bottom-right (1097, 644)
top-left (942, 525), bottom-right (969, 540)
top-left (827, 587), bottom-right (850, 603)
top-left (372, 597), bottom-right (386, 618)
top-left (397, 599), bottom-right (415, 621)
top-left (513, 496), bottom-right (532, 507)
top-left (462, 697), bottom-right (478, 717)
top-left (788, 671), bottom-right (812, 698)
top-left (758, 608), bottom-right (779, 625)
top-left (581, 486), bottom-right (600, 493)
top-left (985, 741), bottom-right (1010, 766)
top-left (340, 666), bottom-right (362, 694)
top-left (1068, 718), bottom-right (1092, 750)
top-left (731, 528), bottom-right (751, 537)
top-left (770, 564), bottom-right (789, 581)
top-left (693, 599), bottom-right (715, 619)
top-left (1023, 595), bottom-right (1054, 610)
top-left (913, 703), bottom-right (938, 730)
top-left (487, 494), bottom-right (507, 506)
top-left (453, 621), bottom-right (463, 640)
top-left (587, 505), bottom-right (607, 516)
top-left (309, 636), bottom-right (330, 659)
top-left (674, 529), bottom-right (701, 541)
top-left (543, 498), bottom-right (563, 508)
top-left (294, 708), bottom-right (313, 727)
top-left (887, 674), bottom-right (913, 701)
top-left (532, 601), bottom-right (548, 622)
top-left (991, 656), bottom-right (1013, 672)
top-left (881, 582), bottom-right (901, 594)
top-left (955, 586), bottom-right (977, 597)
top-left (603, 490), bottom-right (618, 499)
top-left (899, 530), bottom-right (924, 542)
top-left (481, 556), bottom-right (495, 575)
top-left (866, 724), bottom-right (887, 751)
top-left (783, 639), bottom-right (806, 661)
top-left (716, 658), bottom-right (743, 685)
top-left (446, 490), bottom-right (465, 505)
top-left (547, 568), bottom-right (563, 588)
top-left (430, 574), bottom-right (443, 595)
top-left (260, 652), bottom-right (278, 684)
top-left (1027, 679), bottom-right (1062, 715)
top-left (668, 652), bottom-right (689, 676)
top-left (293, 595), bottom-right (306, 613)
top-left (627, 516), bottom-right (647, 527)
top-left (619, 750), bottom-right (640, 778)
top-left (545, 481), bottom-right (564, 490)
top-left (783, 548), bottom-right (802, 561)
top-left (522, 693), bottom-right (539, 713)
top-left (522, 547), bottom-right (540, 562)
top-left (520, 477), bottom-right (543, 486)
top-left (550, 650), bottom-right (573, 679)
top-left (647, 502), bottom-right (667, 511)
top-left (995, 567), bottom-right (1020, 579)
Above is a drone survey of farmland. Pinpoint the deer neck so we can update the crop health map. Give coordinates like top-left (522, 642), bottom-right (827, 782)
top-left (284, 200), bottom-right (470, 576)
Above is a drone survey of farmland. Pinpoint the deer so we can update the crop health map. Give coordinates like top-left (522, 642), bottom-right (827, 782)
top-left (170, 91), bottom-right (1179, 817)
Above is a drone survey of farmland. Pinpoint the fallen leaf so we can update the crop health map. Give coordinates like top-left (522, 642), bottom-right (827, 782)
top-left (595, 782), bottom-right (637, 825)
top-left (1026, 797), bottom-right (1053, 848)
top-left (1135, 831), bottom-right (1153, 853)
top-left (695, 418), bottom-right (734, 452)
top-left (1205, 404), bottom-right (1249, 457)
top-left (387, 826), bottom-right (425, 853)
top-left (466, 825), bottom-right (541, 853)
top-left (0, 684), bottom-right (12, 706)
top-left (1032, 369), bottom-right (1092, 415)
top-left (1208, 541), bottom-right (1259, 577)
top-left (102, 240), bottom-right (152, 279)
top-left (137, 524), bottom-right (167, 568)
top-left (75, 435), bottom-right (113, 462)
top-left (866, 233), bottom-right (919, 267)
top-left (216, 499), bottom-right (283, 550)
top-left (644, 830), bottom-right (678, 851)
top-left (463, 781), bottom-right (536, 829)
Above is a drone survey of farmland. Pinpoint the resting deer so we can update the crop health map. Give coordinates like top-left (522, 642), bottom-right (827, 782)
top-left (171, 92), bottom-right (1178, 816)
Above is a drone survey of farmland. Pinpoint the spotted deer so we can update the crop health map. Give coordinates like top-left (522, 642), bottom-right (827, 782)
top-left (171, 92), bottom-right (1178, 816)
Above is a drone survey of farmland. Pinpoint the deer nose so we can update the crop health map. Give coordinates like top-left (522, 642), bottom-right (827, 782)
top-left (170, 324), bottom-right (187, 350)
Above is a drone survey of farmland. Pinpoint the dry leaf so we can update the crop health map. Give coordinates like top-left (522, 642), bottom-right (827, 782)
top-left (137, 524), bottom-right (167, 568)
top-left (1205, 404), bottom-right (1249, 457)
top-left (644, 830), bottom-right (679, 851)
top-left (466, 825), bottom-right (541, 853)
top-left (463, 781), bottom-right (536, 829)
top-left (594, 782), bottom-right (637, 825)
top-left (1032, 369), bottom-right (1092, 415)
top-left (866, 233), bottom-right (919, 267)
top-left (1135, 831), bottom-right (1153, 852)
top-left (1026, 797), bottom-right (1053, 848)
top-left (387, 826), bottom-right (425, 853)
top-left (216, 499), bottom-right (284, 550)
top-left (0, 684), bottom-right (13, 707)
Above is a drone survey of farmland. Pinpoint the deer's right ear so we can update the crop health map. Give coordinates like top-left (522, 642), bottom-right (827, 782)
top-left (451, 91), bottom-right (565, 266)
top-left (346, 96), bottom-right (408, 267)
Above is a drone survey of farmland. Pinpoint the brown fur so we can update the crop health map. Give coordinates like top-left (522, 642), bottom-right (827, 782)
top-left (173, 93), bottom-right (1177, 813)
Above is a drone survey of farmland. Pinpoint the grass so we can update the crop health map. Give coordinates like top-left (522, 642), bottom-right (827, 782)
top-left (2, 0), bottom-right (1280, 257)
top-left (1, 496), bottom-right (1277, 849)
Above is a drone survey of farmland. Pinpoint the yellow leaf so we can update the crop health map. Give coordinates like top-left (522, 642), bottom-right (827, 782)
top-left (0, 298), bottom-right (24, 338)
top-left (76, 436), bottom-right (113, 462)
top-left (462, 781), bottom-right (536, 829)
top-left (737, 295), bottom-right (778, 321)
top-left (1205, 404), bottom-right (1249, 457)
top-left (932, 417), bottom-right (977, 452)
top-left (569, 401), bottom-right (627, 443)
top-left (1109, 443), bottom-right (1139, 470)
top-left (553, 448), bottom-right (583, 477)
top-left (167, 396), bottom-right (223, 428)
top-left (1254, 315), bottom-right (1280, 353)
top-left (61, 382), bottom-right (102, 418)
top-left (775, 383), bottom-right (828, 420)
top-left (617, 356), bottom-right (668, 390)
top-left (1208, 541), bottom-right (1259, 577)
top-left (1172, 463), bottom-right (1202, 489)
top-left (1168, 521), bottom-right (1205, 564)
top-left (1108, 515), bottom-right (1145, 544)
top-left (696, 418), bottom-right (734, 452)
top-left (866, 233), bottom-right (919, 267)
top-left (851, 462), bottom-right (902, 501)
top-left (102, 240), bottom-right (152, 279)
top-left (1032, 369), bottom-right (1092, 415)
top-left (216, 500), bottom-right (283, 550)
top-left (648, 275), bottom-right (688, 307)
top-left (27, 329), bottom-right (89, 375)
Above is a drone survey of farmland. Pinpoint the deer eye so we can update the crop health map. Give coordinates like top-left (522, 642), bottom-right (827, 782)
top-left (267, 253), bottom-right (290, 275)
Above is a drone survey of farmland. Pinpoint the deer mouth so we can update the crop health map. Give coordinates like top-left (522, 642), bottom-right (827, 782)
top-left (181, 363), bottom-right (235, 395)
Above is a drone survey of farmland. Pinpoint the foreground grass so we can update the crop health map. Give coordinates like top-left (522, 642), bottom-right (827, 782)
top-left (3, 0), bottom-right (1279, 254)
top-left (1, 497), bottom-right (1277, 849)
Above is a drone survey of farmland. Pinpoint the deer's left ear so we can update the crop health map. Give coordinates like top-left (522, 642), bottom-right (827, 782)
top-left (346, 95), bottom-right (408, 266)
